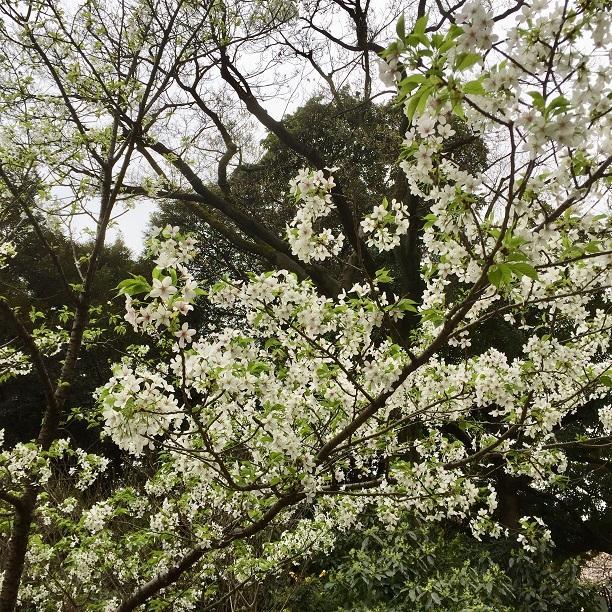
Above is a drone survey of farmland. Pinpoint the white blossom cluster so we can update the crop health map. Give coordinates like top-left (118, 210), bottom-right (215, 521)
top-left (100, 362), bottom-right (181, 455)
top-left (82, 500), bottom-right (113, 534)
top-left (360, 197), bottom-right (410, 251)
top-left (0, 240), bottom-right (16, 269)
top-left (599, 405), bottom-right (612, 434)
top-left (516, 516), bottom-right (553, 554)
top-left (0, 346), bottom-right (31, 383)
top-left (456, 1), bottom-right (498, 51)
top-left (69, 448), bottom-right (110, 491)
top-left (384, 0), bottom-right (612, 358)
top-left (123, 225), bottom-right (199, 341)
top-left (0, 442), bottom-right (52, 487)
top-left (378, 55), bottom-right (401, 88)
top-left (148, 224), bottom-right (198, 269)
top-left (286, 167), bottom-right (345, 263)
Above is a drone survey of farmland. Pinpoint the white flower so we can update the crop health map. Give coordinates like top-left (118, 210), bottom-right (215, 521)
top-left (599, 405), bottom-right (612, 433)
top-left (378, 58), bottom-right (399, 88)
top-left (149, 276), bottom-right (177, 301)
top-left (82, 501), bottom-right (113, 533)
top-left (287, 168), bottom-right (344, 263)
top-left (437, 122), bottom-right (455, 139)
top-left (175, 323), bottom-right (196, 348)
top-left (153, 305), bottom-right (172, 327)
top-left (183, 279), bottom-right (198, 301)
top-left (417, 114), bottom-right (436, 138)
top-left (174, 301), bottom-right (193, 316)
top-left (136, 306), bottom-right (155, 326)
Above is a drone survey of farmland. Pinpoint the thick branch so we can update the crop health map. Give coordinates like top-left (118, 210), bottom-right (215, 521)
top-left (138, 141), bottom-right (341, 295)
top-left (217, 50), bottom-right (376, 275)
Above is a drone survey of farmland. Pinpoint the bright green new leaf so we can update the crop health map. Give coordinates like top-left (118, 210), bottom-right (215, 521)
top-left (454, 52), bottom-right (481, 71)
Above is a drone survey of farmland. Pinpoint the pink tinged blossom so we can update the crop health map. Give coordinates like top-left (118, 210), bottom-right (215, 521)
top-left (175, 322), bottom-right (196, 348)
top-left (175, 301), bottom-right (193, 316)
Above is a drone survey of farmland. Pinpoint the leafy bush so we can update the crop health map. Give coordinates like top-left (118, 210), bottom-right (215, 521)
top-left (267, 518), bottom-right (599, 612)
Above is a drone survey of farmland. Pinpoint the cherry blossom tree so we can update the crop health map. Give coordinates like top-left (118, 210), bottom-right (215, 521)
top-left (0, 0), bottom-right (611, 609)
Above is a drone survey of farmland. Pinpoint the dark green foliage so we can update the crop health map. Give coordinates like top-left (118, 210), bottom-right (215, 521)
top-left (236, 91), bottom-right (402, 230)
top-left (0, 218), bottom-right (144, 445)
top-left (154, 92), bottom-right (404, 282)
top-left (264, 518), bottom-right (600, 612)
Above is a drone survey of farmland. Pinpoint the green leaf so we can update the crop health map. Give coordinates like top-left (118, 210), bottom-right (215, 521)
top-left (584, 241), bottom-right (601, 253)
top-left (29, 307), bottom-right (45, 322)
top-left (382, 41), bottom-right (399, 59)
top-left (448, 24), bottom-right (464, 39)
top-left (415, 84), bottom-right (435, 117)
top-left (499, 263), bottom-right (513, 285)
top-left (395, 298), bottom-right (418, 313)
top-left (413, 14), bottom-right (428, 36)
top-left (264, 337), bottom-right (280, 349)
top-left (405, 91), bottom-right (422, 120)
top-left (397, 80), bottom-right (423, 104)
top-left (431, 33), bottom-right (445, 49)
top-left (488, 265), bottom-right (503, 288)
top-left (398, 74), bottom-right (427, 86)
top-left (506, 251), bottom-right (528, 262)
top-left (116, 275), bottom-right (151, 297)
top-left (420, 307), bottom-right (444, 325)
top-left (599, 374), bottom-right (612, 388)
top-left (509, 262), bottom-right (538, 280)
top-left (248, 361), bottom-right (269, 375)
top-left (546, 95), bottom-right (570, 116)
top-left (463, 79), bottom-right (486, 95)
top-left (454, 52), bottom-right (481, 71)
top-left (423, 213), bottom-right (437, 228)
top-left (438, 37), bottom-right (456, 53)
top-left (396, 12), bottom-right (406, 39)
top-left (451, 101), bottom-right (465, 118)
top-left (406, 32), bottom-right (430, 47)
top-left (375, 268), bottom-right (394, 284)
top-left (528, 91), bottom-right (546, 111)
